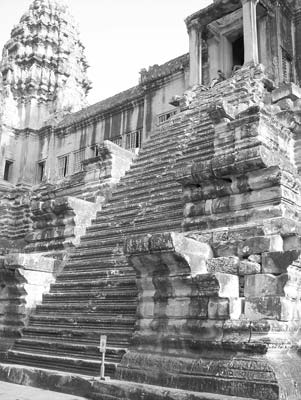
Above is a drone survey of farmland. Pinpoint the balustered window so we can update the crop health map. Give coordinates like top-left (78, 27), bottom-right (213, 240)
top-left (58, 154), bottom-right (70, 178)
top-left (111, 136), bottom-right (122, 147)
top-left (158, 110), bottom-right (177, 124)
top-left (282, 48), bottom-right (292, 83)
top-left (73, 148), bottom-right (86, 173)
top-left (125, 129), bottom-right (142, 150)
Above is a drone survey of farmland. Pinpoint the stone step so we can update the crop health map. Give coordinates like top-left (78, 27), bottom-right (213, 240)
top-left (84, 203), bottom-right (183, 239)
top-left (123, 159), bottom-right (171, 178)
top-left (27, 316), bottom-right (135, 331)
top-left (49, 281), bottom-right (136, 294)
top-left (0, 363), bottom-right (259, 400)
top-left (42, 288), bottom-right (137, 303)
top-left (63, 252), bottom-right (127, 265)
top-left (51, 275), bottom-right (135, 290)
top-left (57, 267), bottom-right (134, 281)
top-left (7, 350), bottom-right (118, 377)
top-left (7, 84), bottom-right (215, 378)
top-left (99, 186), bottom-right (182, 212)
top-left (92, 188), bottom-right (182, 223)
top-left (112, 168), bottom-right (174, 188)
top-left (20, 326), bottom-right (133, 346)
top-left (109, 175), bottom-right (180, 199)
top-left (60, 260), bottom-right (130, 273)
top-left (69, 218), bottom-right (182, 261)
top-left (34, 304), bottom-right (137, 317)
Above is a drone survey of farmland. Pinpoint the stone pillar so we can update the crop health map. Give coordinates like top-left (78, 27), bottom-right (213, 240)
top-left (208, 35), bottom-right (220, 82)
top-left (187, 19), bottom-right (202, 87)
top-left (295, 6), bottom-right (301, 83)
top-left (241, 0), bottom-right (259, 64)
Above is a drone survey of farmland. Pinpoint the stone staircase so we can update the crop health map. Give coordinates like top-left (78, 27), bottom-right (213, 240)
top-left (6, 96), bottom-right (216, 377)
top-left (5, 67), bottom-right (263, 379)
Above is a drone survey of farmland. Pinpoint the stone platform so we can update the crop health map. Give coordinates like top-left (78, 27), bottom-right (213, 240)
top-left (0, 363), bottom-right (256, 400)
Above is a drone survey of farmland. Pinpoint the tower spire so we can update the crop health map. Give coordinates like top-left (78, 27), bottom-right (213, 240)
top-left (0, 0), bottom-right (91, 129)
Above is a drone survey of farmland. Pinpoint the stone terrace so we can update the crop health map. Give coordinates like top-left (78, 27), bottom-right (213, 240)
top-left (5, 66), bottom-right (279, 392)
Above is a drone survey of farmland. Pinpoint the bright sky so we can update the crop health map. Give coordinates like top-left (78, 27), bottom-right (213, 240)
top-left (0, 0), bottom-right (212, 105)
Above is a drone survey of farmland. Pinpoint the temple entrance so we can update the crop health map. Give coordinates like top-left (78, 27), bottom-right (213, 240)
top-left (232, 35), bottom-right (244, 68)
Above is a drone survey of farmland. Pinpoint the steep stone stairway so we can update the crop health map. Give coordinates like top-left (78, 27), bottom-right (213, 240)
top-left (6, 90), bottom-right (216, 377)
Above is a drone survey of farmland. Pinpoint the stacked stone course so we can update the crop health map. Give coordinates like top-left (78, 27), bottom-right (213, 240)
top-left (1, 1), bottom-right (301, 396)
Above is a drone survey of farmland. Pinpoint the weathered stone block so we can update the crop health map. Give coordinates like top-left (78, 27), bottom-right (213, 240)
top-left (262, 250), bottom-right (300, 274)
top-left (239, 260), bottom-right (261, 275)
top-left (194, 320), bottom-right (224, 342)
top-left (211, 241), bottom-right (239, 257)
top-left (248, 254), bottom-right (261, 263)
top-left (284, 266), bottom-right (301, 301)
top-left (283, 235), bottom-right (301, 251)
top-left (208, 297), bottom-right (242, 320)
top-left (222, 319), bottom-right (251, 343)
top-left (208, 297), bottom-right (229, 319)
top-left (245, 296), bottom-right (292, 321)
top-left (238, 235), bottom-right (283, 257)
top-left (4, 253), bottom-right (59, 273)
top-left (229, 298), bottom-right (243, 320)
top-left (244, 274), bottom-right (288, 298)
top-left (215, 273), bottom-right (239, 298)
top-left (272, 82), bottom-right (301, 103)
top-left (206, 256), bottom-right (239, 274)
top-left (126, 232), bottom-right (213, 276)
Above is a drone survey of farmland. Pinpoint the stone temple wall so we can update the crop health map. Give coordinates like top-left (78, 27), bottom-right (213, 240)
top-left (116, 65), bottom-right (301, 400)
top-left (0, 63), bottom-right (301, 400)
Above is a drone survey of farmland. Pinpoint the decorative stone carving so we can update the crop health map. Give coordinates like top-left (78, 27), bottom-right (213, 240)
top-left (0, 0), bottom-right (91, 129)
top-left (0, 253), bottom-right (60, 354)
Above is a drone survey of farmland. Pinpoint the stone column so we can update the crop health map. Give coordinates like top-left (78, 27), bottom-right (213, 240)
top-left (241, 0), bottom-right (259, 64)
top-left (295, 5), bottom-right (301, 83)
top-left (187, 19), bottom-right (202, 87)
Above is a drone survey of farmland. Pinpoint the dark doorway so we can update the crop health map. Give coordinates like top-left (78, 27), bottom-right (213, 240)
top-left (3, 160), bottom-right (13, 181)
top-left (37, 161), bottom-right (45, 182)
top-left (232, 35), bottom-right (244, 67)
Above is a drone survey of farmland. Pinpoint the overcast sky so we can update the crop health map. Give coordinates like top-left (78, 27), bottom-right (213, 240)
top-left (0, 0), bottom-right (212, 104)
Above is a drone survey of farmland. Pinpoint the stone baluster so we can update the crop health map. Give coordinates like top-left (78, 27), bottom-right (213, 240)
top-left (187, 19), bottom-right (202, 87)
top-left (241, 0), bottom-right (259, 64)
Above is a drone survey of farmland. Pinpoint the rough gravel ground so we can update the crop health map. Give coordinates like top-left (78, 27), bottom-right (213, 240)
top-left (0, 381), bottom-right (88, 400)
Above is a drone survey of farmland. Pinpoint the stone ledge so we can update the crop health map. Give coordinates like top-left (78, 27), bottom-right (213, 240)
top-left (272, 83), bottom-right (301, 103)
top-left (4, 253), bottom-right (59, 273)
top-left (0, 363), bottom-right (257, 400)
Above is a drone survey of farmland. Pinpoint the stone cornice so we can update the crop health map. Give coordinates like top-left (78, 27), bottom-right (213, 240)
top-left (139, 54), bottom-right (189, 85)
top-left (185, 0), bottom-right (241, 28)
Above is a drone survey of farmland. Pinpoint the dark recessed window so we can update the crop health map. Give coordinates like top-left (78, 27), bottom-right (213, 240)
top-left (37, 160), bottom-right (45, 182)
top-left (3, 160), bottom-right (13, 181)
top-left (58, 155), bottom-right (69, 178)
top-left (232, 35), bottom-right (244, 68)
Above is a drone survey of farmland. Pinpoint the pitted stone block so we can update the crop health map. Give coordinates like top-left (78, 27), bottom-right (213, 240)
top-left (125, 232), bottom-right (213, 276)
top-left (245, 296), bottom-right (293, 321)
top-left (238, 235), bottom-right (283, 257)
top-left (262, 250), bottom-right (300, 274)
top-left (239, 260), bottom-right (261, 275)
top-left (244, 274), bottom-right (288, 298)
top-left (206, 256), bottom-right (240, 274)
top-left (272, 83), bottom-right (301, 103)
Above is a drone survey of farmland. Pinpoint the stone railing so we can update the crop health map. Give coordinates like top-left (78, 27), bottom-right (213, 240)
top-left (0, 253), bottom-right (61, 357)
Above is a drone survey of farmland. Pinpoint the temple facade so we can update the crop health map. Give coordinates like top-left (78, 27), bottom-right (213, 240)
top-left (1, 0), bottom-right (300, 191)
top-left (1, 0), bottom-right (301, 399)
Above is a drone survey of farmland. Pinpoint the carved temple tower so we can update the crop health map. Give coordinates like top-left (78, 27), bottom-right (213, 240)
top-left (2, 1), bottom-right (301, 399)
top-left (0, 0), bottom-right (91, 187)
top-left (0, 0), bottom-right (90, 129)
